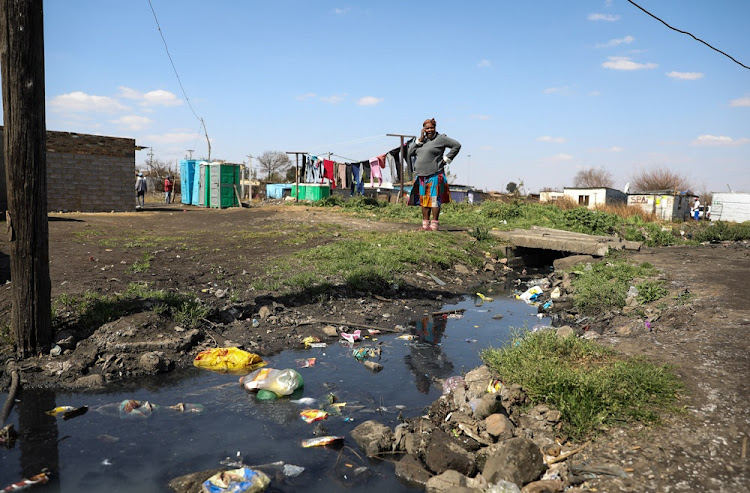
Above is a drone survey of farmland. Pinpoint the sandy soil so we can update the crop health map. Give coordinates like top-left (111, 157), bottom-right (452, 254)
top-left (1, 202), bottom-right (748, 491)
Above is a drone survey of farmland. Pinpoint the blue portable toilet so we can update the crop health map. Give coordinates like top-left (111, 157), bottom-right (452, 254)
top-left (179, 159), bottom-right (199, 204)
top-left (192, 161), bottom-right (208, 206)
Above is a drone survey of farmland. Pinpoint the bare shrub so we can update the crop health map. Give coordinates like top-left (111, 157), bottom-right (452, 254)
top-left (594, 203), bottom-right (657, 222)
top-left (573, 168), bottom-right (614, 188)
top-left (630, 167), bottom-right (692, 193)
top-left (554, 196), bottom-right (580, 210)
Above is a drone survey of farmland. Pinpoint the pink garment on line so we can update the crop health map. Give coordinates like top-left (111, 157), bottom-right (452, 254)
top-left (369, 157), bottom-right (383, 186)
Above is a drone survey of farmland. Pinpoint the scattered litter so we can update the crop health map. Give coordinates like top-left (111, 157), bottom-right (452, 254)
top-left (550, 287), bottom-right (561, 299)
top-left (442, 376), bottom-right (465, 394)
top-left (645, 320), bottom-right (652, 331)
top-left (296, 358), bottom-right (316, 369)
top-left (428, 273), bottom-right (446, 286)
top-left (166, 403), bottom-right (205, 414)
top-left (362, 361), bottom-right (383, 372)
top-left (252, 318), bottom-right (260, 328)
top-left (301, 436), bottom-right (344, 448)
top-left (367, 329), bottom-right (381, 335)
top-left (518, 286), bottom-right (543, 303)
top-left (302, 336), bottom-right (321, 348)
top-left (487, 379), bottom-right (503, 393)
top-left (309, 342), bottom-right (327, 348)
top-left (202, 467), bottom-right (270, 493)
top-left (45, 406), bottom-right (76, 416)
top-left (240, 368), bottom-right (304, 399)
top-left (352, 347), bottom-right (380, 362)
top-left (340, 330), bottom-right (362, 344)
top-left (291, 397), bottom-right (317, 406)
top-left (193, 348), bottom-right (267, 373)
top-left (465, 339), bottom-right (478, 343)
top-left (119, 400), bottom-right (156, 419)
top-left (476, 292), bottom-right (494, 302)
top-left (300, 409), bottom-right (328, 423)
top-left (447, 313), bottom-right (463, 319)
top-left (62, 406), bottom-right (88, 421)
top-left (101, 459), bottom-right (112, 466)
top-left (396, 334), bottom-right (415, 341)
top-left (282, 464), bottom-right (305, 477)
top-left (2, 470), bottom-right (50, 492)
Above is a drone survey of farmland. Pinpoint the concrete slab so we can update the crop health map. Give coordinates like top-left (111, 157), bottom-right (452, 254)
top-left (490, 226), bottom-right (641, 257)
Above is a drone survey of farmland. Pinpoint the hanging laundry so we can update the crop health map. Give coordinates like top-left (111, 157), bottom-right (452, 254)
top-left (337, 162), bottom-right (348, 188)
top-left (369, 157), bottom-right (383, 187)
top-left (323, 159), bottom-right (335, 189)
top-left (349, 162), bottom-right (365, 196)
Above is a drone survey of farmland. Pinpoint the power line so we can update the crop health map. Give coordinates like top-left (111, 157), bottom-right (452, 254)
top-left (146, 0), bottom-right (213, 158)
top-left (626, 0), bottom-right (749, 70)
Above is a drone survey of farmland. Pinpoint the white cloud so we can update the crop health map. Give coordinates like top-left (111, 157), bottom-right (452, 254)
top-left (553, 153), bottom-right (573, 161)
top-left (588, 13), bottom-right (620, 22)
top-left (118, 87), bottom-right (181, 107)
top-left (477, 59), bottom-right (491, 68)
top-left (296, 92), bottom-right (317, 101)
top-left (691, 135), bottom-right (749, 146)
top-left (537, 136), bottom-right (566, 144)
top-left (729, 95), bottom-right (750, 107)
top-left (608, 146), bottom-right (624, 152)
top-left (666, 71), bottom-right (703, 80)
top-left (597, 35), bottom-right (634, 48)
top-left (471, 114), bottom-right (491, 120)
top-left (543, 86), bottom-right (570, 95)
top-left (320, 94), bottom-right (346, 104)
top-left (142, 131), bottom-right (201, 146)
top-left (111, 115), bottom-right (153, 131)
top-left (50, 91), bottom-right (128, 113)
top-left (333, 8), bottom-right (349, 15)
top-left (358, 96), bottom-right (383, 106)
top-left (602, 56), bottom-right (657, 70)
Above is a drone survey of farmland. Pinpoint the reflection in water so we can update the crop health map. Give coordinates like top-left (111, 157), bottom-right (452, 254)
top-left (17, 388), bottom-right (60, 491)
top-left (404, 315), bottom-right (454, 394)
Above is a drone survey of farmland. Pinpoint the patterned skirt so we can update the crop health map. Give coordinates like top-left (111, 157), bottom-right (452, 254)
top-left (409, 171), bottom-right (451, 208)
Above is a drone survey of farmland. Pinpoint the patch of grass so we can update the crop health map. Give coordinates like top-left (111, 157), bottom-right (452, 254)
top-left (635, 280), bottom-right (668, 305)
top-left (0, 321), bottom-right (12, 345)
top-left (469, 226), bottom-right (491, 241)
top-left (570, 260), bottom-right (658, 315)
top-left (127, 252), bottom-right (154, 273)
top-left (173, 299), bottom-right (209, 330)
top-left (480, 329), bottom-right (683, 439)
top-left (691, 221), bottom-right (750, 243)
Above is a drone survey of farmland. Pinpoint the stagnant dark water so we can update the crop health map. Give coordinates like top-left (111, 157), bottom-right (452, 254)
top-left (1, 286), bottom-right (548, 492)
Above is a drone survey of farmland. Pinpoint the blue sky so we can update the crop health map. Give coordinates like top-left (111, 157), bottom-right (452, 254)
top-left (34, 0), bottom-right (750, 193)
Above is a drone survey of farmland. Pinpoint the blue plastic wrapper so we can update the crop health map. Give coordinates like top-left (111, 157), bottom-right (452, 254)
top-left (201, 467), bottom-right (270, 493)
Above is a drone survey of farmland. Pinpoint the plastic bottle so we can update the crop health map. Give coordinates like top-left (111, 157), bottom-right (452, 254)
top-left (240, 368), bottom-right (304, 397)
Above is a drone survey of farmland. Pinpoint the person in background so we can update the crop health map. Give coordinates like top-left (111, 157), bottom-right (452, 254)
top-left (407, 118), bottom-right (461, 231)
top-left (164, 175), bottom-right (174, 204)
top-left (692, 197), bottom-right (701, 221)
top-left (135, 172), bottom-right (147, 208)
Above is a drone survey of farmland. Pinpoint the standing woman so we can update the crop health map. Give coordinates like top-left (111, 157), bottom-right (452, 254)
top-left (407, 118), bottom-right (461, 231)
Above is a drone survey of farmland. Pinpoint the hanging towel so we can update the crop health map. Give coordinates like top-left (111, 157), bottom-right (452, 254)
top-left (323, 159), bottom-right (335, 189)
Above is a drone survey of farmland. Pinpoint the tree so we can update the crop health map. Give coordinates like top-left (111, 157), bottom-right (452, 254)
top-left (257, 151), bottom-right (291, 180)
top-left (1, 0), bottom-right (53, 357)
top-left (573, 168), bottom-right (614, 188)
top-left (506, 182), bottom-right (518, 194)
top-left (285, 166), bottom-right (297, 182)
top-left (630, 167), bottom-right (693, 193)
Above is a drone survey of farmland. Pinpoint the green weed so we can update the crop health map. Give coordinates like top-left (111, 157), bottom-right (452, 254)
top-left (127, 252), bottom-right (154, 273)
top-left (480, 329), bottom-right (682, 439)
top-left (173, 300), bottom-right (209, 330)
top-left (570, 260), bottom-right (658, 315)
top-left (635, 280), bottom-right (668, 305)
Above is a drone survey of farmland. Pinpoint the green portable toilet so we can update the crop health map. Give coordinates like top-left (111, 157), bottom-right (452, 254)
top-left (208, 163), bottom-right (241, 208)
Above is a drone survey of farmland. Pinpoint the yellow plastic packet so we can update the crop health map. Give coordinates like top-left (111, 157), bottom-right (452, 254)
top-left (193, 347), bottom-right (267, 373)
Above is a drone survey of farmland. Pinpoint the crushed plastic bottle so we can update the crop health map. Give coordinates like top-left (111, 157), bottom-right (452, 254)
top-left (240, 368), bottom-right (304, 398)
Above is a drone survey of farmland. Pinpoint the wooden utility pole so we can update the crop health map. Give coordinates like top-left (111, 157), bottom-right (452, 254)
top-left (1, 0), bottom-right (53, 357)
top-left (286, 152), bottom-right (307, 202)
top-left (386, 133), bottom-right (415, 202)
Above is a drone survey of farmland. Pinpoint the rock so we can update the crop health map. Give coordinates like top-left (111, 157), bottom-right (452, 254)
top-left (258, 305), bottom-right (272, 319)
top-left (482, 437), bottom-right (546, 487)
top-left (485, 413), bottom-right (515, 440)
top-left (139, 351), bottom-right (167, 373)
top-left (484, 262), bottom-right (496, 272)
top-left (454, 264), bottom-right (471, 275)
top-left (322, 325), bottom-right (338, 337)
top-left (473, 393), bottom-right (504, 420)
top-left (553, 255), bottom-right (596, 272)
top-left (424, 429), bottom-right (477, 476)
top-left (521, 479), bottom-right (564, 493)
top-left (555, 326), bottom-right (577, 339)
top-left (72, 374), bottom-right (104, 389)
top-left (501, 384), bottom-right (529, 408)
top-left (168, 467), bottom-right (224, 493)
top-left (582, 330), bottom-right (600, 340)
top-left (425, 470), bottom-right (478, 493)
top-left (395, 454), bottom-right (432, 488)
top-left (492, 313), bottom-right (504, 319)
top-left (545, 410), bottom-right (561, 423)
top-left (464, 366), bottom-right (493, 399)
top-left (54, 329), bottom-right (78, 350)
top-left (214, 289), bottom-right (226, 299)
top-left (363, 361), bottom-right (383, 372)
top-left (350, 420), bottom-right (394, 457)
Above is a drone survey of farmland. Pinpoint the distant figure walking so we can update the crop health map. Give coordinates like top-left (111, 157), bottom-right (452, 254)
top-left (692, 197), bottom-right (701, 221)
top-left (135, 172), bottom-right (147, 208)
top-left (407, 118), bottom-right (461, 231)
top-left (164, 175), bottom-right (174, 204)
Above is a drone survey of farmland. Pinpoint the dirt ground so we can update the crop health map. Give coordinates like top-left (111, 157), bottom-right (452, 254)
top-left (1, 202), bottom-right (748, 491)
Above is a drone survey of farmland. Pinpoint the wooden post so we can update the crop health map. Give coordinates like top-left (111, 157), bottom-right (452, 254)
top-left (386, 133), bottom-right (415, 203)
top-left (1, 0), bottom-right (53, 357)
top-left (286, 152), bottom-right (307, 203)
